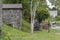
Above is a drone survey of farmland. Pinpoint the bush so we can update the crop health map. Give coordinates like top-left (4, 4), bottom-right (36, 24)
top-left (36, 7), bottom-right (49, 23)
top-left (55, 16), bottom-right (60, 21)
top-left (0, 27), bottom-right (2, 35)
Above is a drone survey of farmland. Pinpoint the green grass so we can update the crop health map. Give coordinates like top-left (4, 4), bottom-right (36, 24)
top-left (1, 24), bottom-right (60, 40)
top-left (22, 19), bottom-right (30, 32)
top-left (1, 24), bottom-right (30, 40)
top-left (56, 20), bottom-right (60, 23)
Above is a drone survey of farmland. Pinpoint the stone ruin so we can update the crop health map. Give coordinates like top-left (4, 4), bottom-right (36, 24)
top-left (0, 4), bottom-right (2, 27)
top-left (0, 0), bottom-right (2, 34)
top-left (2, 4), bottom-right (22, 30)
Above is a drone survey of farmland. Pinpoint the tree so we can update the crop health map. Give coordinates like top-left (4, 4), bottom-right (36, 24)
top-left (36, 7), bottom-right (49, 23)
top-left (49, 0), bottom-right (60, 8)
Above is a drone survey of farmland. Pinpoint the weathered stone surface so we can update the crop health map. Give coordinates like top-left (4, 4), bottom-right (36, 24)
top-left (3, 4), bottom-right (22, 9)
top-left (0, 4), bottom-right (2, 27)
top-left (2, 4), bottom-right (22, 30)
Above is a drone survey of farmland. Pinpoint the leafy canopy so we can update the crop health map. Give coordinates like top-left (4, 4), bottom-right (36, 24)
top-left (36, 7), bottom-right (49, 23)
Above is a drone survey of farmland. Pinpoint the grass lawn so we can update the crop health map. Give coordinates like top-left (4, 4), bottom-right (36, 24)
top-left (56, 20), bottom-right (60, 23)
top-left (22, 19), bottom-right (30, 32)
top-left (0, 24), bottom-right (60, 40)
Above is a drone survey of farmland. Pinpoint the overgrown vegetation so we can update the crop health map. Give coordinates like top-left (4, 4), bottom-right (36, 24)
top-left (36, 7), bottom-right (49, 23)
top-left (22, 19), bottom-right (30, 32)
top-left (3, 0), bottom-right (49, 22)
top-left (55, 16), bottom-right (60, 21)
top-left (0, 27), bottom-right (2, 35)
top-left (1, 0), bottom-right (60, 40)
top-left (1, 24), bottom-right (60, 40)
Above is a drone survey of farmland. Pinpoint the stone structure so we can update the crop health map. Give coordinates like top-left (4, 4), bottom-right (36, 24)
top-left (0, 0), bottom-right (2, 34)
top-left (0, 4), bottom-right (2, 27)
top-left (2, 4), bottom-right (22, 29)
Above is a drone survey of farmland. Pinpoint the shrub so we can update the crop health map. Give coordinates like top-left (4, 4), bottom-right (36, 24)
top-left (55, 16), bottom-right (60, 21)
top-left (36, 7), bottom-right (49, 23)
top-left (0, 27), bottom-right (2, 35)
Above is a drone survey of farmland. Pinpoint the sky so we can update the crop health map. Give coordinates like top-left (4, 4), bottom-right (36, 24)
top-left (46, 0), bottom-right (54, 9)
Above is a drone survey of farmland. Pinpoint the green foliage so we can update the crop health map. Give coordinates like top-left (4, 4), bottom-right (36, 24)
top-left (0, 27), bottom-right (2, 35)
top-left (22, 19), bottom-right (30, 32)
top-left (3, 0), bottom-right (21, 4)
top-left (22, 1), bottom-right (30, 22)
top-left (56, 0), bottom-right (60, 7)
top-left (55, 16), bottom-right (60, 21)
top-left (2, 24), bottom-right (60, 40)
top-left (2, 24), bottom-right (30, 40)
top-left (36, 7), bottom-right (49, 23)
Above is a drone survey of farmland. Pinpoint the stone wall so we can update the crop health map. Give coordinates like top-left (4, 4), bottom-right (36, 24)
top-left (2, 9), bottom-right (22, 29)
top-left (0, 4), bottom-right (2, 28)
top-left (2, 4), bottom-right (22, 30)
